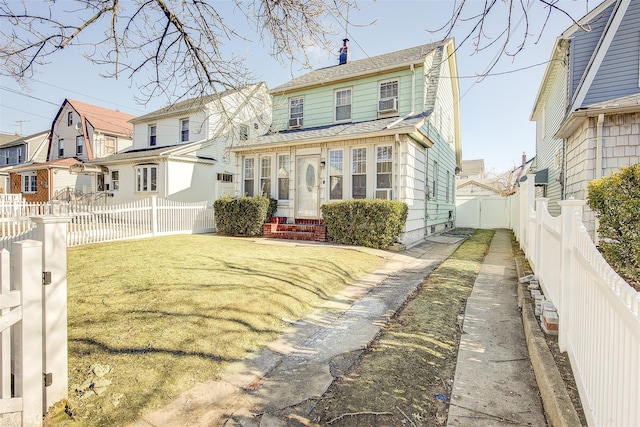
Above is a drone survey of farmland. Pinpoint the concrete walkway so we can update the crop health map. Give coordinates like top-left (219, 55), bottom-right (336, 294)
top-left (447, 229), bottom-right (546, 426)
top-left (130, 234), bottom-right (466, 427)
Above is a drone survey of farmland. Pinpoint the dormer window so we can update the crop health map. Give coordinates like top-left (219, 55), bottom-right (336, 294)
top-left (378, 79), bottom-right (398, 113)
top-left (67, 112), bottom-right (73, 126)
top-left (335, 88), bottom-right (352, 122)
top-left (289, 96), bottom-right (304, 128)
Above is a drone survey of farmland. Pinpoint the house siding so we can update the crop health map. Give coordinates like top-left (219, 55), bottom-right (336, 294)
top-left (582, 0), bottom-right (640, 106)
top-left (132, 110), bottom-right (208, 150)
top-left (569, 3), bottom-right (614, 103)
top-left (271, 64), bottom-right (428, 131)
top-left (533, 61), bottom-right (567, 216)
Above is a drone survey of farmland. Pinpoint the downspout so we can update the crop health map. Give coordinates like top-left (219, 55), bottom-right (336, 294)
top-left (410, 64), bottom-right (416, 115)
top-left (594, 113), bottom-right (604, 244)
top-left (49, 168), bottom-right (54, 200)
top-left (395, 133), bottom-right (401, 202)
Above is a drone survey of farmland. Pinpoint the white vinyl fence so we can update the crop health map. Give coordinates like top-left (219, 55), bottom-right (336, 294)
top-left (511, 174), bottom-right (640, 426)
top-left (455, 195), bottom-right (511, 229)
top-left (0, 196), bottom-right (215, 250)
top-left (0, 218), bottom-right (70, 427)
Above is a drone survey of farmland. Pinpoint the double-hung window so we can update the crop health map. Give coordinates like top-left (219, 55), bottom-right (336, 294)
top-left (22, 174), bottom-right (37, 193)
top-left (277, 154), bottom-right (290, 200)
top-left (352, 147), bottom-right (366, 199)
top-left (135, 165), bottom-right (158, 192)
top-left (329, 149), bottom-right (343, 200)
top-left (67, 112), bottom-right (73, 126)
top-left (335, 88), bottom-right (352, 122)
top-left (260, 157), bottom-right (272, 197)
top-left (58, 140), bottom-right (64, 158)
top-left (180, 119), bottom-right (189, 142)
top-left (76, 136), bottom-right (83, 155)
top-left (375, 146), bottom-right (393, 199)
top-left (379, 79), bottom-right (399, 113)
top-left (289, 96), bottom-right (304, 128)
top-left (239, 124), bottom-right (249, 141)
top-left (244, 158), bottom-right (255, 196)
top-left (149, 125), bottom-right (157, 146)
top-left (111, 170), bottom-right (119, 190)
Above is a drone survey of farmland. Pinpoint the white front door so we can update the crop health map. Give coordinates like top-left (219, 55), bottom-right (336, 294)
top-left (295, 156), bottom-right (319, 218)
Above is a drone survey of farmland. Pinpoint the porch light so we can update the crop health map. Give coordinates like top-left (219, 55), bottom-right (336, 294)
top-left (320, 159), bottom-right (326, 168)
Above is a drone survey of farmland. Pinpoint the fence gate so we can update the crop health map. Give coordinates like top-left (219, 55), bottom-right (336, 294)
top-left (455, 196), bottom-right (511, 229)
top-left (0, 242), bottom-right (44, 427)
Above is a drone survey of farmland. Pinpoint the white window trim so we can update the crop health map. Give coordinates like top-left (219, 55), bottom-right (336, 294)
top-left (180, 118), bottom-right (189, 142)
top-left (277, 154), bottom-right (290, 202)
top-left (134, 164), bottom-right (158, 193)
top-left (243, 157), bottom-right (255, 196)
top-left (334, 87), bottom-right (352, 123)
top-left (22, 173), bottom-right (37, 193)
top-left (378, 79), bottom-right (399, 101)
top-left (149, 124), bottom-right (157, 146)
top-left (259, 155), bottom-right (273, 197)
top-left (289, 96), bottom-right (304, 119)
top-left (111, 170), bottom-right (119, 191)
top-left (328, 149), bottom-right (344, 201)
top-left (375, 145), bottom-right (393, 198)
top-left (351, 146), bottom-right (367, 199)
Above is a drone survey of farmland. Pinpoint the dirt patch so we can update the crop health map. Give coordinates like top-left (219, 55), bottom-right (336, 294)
top-left (512, 240), bottom-right (588, 426)
top-left (307, 230), bottom-right (495, 426)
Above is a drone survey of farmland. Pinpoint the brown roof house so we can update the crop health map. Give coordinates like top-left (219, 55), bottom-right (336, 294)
top-left (9, 99), bottom-right (135, 202)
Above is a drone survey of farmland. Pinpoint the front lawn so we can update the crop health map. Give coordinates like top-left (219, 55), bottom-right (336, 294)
top-left (55, 234), bottom-right (385, 426)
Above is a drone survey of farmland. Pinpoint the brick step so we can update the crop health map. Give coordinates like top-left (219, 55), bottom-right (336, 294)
top-left (263, 223), bottom-right (327, 242)
top-left (269, 231), bottom-right (318, 241)
top-left (275, 224), bottom-right (318, 232)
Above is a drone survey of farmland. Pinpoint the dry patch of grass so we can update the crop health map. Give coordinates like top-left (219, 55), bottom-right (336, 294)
top-left (310, 229), bottom-right (495, 426)
top-left (49, 235), bottom-right (385, 426)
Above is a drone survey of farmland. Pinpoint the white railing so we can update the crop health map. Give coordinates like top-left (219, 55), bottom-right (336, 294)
top-left (0, 218), bottom-right (70, 427)
top-left (0, 196), bottom-right (215, 250)
top-left (511, 174), bottom-right (640, 426)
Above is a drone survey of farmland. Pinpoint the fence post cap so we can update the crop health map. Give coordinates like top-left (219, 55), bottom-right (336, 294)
top-left (30, 215), bottom-right (73, 224)
top-left (557, 200), bottom-right (586, 207)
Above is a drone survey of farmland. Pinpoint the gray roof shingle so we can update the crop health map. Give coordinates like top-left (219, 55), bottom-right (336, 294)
top-left (271, 40), bottom-right (449, 94)
top-left (233, 112), bottom-right (430, 150)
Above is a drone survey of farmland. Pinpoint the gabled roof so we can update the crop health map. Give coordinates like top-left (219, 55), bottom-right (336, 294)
top-left (86, 139), bottom-right (217, 164)
top-left (0, 132), bottom-right (20, 146)
top-left (271, 40), bottom-right (450, 94)
top-left (530, 0), bottom-right (619, 119)
top-left (130, 84), bottom-right (265, 124)
top-left (456, 179), bottom-right (502, 194)
top-left (10, 157), bottom-right (81, 173)
top-left (0, 130), bottom-right (48, 148)
top-left (60, 99), bottom-right (135, 136)
top-left (231, 112), bottom-right (432, 152)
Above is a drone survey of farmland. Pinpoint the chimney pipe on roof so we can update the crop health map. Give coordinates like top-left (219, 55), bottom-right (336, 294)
top-left (339, 39), bottom-right (350, 65)
top-left (522, 151), bottom-right (527, 166)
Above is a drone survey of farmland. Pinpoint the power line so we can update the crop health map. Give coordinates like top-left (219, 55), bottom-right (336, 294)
top-left (0, 85), bottom-right (59, 106)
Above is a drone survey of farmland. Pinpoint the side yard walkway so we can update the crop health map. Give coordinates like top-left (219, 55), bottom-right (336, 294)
top-left (130, 235), bottom-right (465, 427)
top-left (447, 229), bottom-right (546, 426)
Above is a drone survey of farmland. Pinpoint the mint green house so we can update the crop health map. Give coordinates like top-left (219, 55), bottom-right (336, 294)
top-left (232, 39), bottom-right (462, 246)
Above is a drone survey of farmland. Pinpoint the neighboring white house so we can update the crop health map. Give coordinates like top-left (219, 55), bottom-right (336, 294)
top-left (531, 0), bottom-right (640, 237)
top-left (231, 40), bottom-right (462, 246)
top-left (88, 83), bottom-right (271, 204)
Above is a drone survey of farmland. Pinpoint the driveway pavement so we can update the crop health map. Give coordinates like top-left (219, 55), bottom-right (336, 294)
top-left (130, 234), bottom-right (464, 426)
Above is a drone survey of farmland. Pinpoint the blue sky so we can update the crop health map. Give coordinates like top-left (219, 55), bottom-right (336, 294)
top-left (0, 0), bottom-right (592, 174)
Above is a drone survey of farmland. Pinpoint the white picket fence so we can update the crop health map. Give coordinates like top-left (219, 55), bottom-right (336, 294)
top-left (0, 196), bottom-right (215, 250)
top-left (511, 174), bottom-right (640, 426)
top-left (0, 218), bottom-right (70, 427)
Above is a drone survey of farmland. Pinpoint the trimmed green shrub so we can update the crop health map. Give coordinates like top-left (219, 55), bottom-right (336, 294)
top-left (587, 163), bottom-right (640, 282)
top-left (321, 199), bottom-right (408, 249)
top-left (214, 195), bottom-right (271, 236)
top-left (267, 197), bottom-right (278, 219)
